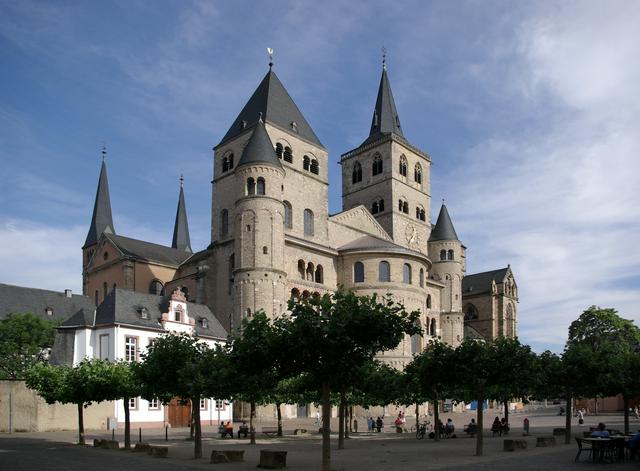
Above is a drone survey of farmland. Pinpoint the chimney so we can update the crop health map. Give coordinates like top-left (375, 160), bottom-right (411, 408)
top-left (64, 289), bottom-right (72, 298)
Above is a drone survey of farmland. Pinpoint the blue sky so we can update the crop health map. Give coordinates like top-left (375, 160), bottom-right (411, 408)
top-left (1, 0), bottom-right (639, 352)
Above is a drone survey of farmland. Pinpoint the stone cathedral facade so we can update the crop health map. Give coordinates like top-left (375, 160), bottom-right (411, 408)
top-left (82, 63), bottom-right (519, 376)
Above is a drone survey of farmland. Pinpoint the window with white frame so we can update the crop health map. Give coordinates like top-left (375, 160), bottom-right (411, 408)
top-left (128, 397), bottom-right (138, 410)
top-left (125, 336), bottom-right (138, 362)
top-left (99, 334), bottom-right (110, 360)
top-left (200, 398), bottom-right (207, 410)
top-left (148, 398), bottom-right (160, 410)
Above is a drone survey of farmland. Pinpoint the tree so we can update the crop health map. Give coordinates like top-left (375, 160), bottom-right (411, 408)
top-left (135, 333), bottom-right (213, 459)
top-left (274, 290), bottom-right (420, 471)
top-left (0, 313), bottom-right (58, 379)
top-left (108, 361), bottom-right (140, 450)
top-left (404, 340), bottom-right (456, 441)
top-left (26, 359), bottom-right (116, 445)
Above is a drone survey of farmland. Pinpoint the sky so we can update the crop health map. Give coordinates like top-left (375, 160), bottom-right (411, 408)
top-left (1, 0), bottom-right (639, 353)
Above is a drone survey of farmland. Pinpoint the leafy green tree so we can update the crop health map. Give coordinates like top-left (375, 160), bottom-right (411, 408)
top-left (26, 359), bottom-right (116, 445)
top-left (108, 361), bottom-right (140, 450)
top-left (274, 290), bottom-right (420, 471)
top-left (269, 375), bottom-right (320, 437)
top-left (135, 333), bottom-right (213, 459)
top-left (0, 313), bottom-right (58, 379)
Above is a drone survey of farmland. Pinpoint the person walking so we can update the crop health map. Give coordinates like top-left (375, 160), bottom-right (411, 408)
top-left (376, 417), bottom-right (383, 433)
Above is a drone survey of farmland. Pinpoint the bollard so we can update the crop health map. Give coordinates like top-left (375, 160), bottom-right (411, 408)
top-left (165, 425), bottom-right (168, 441)
top-left (112, 429), bottom-right (115, 440)
top-left (523, 418), bottom-right (530, 436)
top-left (139, 427), bottom-right (142, 443)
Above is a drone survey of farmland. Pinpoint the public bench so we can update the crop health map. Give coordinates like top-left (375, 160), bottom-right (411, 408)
top-left (258, 449), bottom-right (287, 469)
top-left (536, 436), bottom-right (556, 447)
top-left (504, 439), bottom-right (528, 451)
top-left (148, 445), bottom-right (168, 458)
top-left (92, 439), bottom-right (119, 450)
top-left (262, 426), bottom-right (279, 437)
top-left (133, 443), bottom-right (152, 453)
top-left (211, 449), bottom-right (245, 463)
top-left (464, 424), bottom-right (477, 437)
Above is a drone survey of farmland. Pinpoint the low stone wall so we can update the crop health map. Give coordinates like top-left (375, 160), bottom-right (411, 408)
top-left (0, 380), bottom-right (114, 432)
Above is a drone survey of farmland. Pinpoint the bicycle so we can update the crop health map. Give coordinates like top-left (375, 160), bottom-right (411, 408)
top-left (412, 420), bottom-right (431, 440)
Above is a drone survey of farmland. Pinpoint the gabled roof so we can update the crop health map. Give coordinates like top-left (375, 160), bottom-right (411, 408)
top-left (105, 233), bottom-right (192, 267)
top-left (84, 159), bottom-right (115, 248)
top-left (462, 267), bottom-right (511, 296)
top-left (61, 288), bottom-right (227, 340)
top-left (0, 283), bottom-right (95, 322)
top-left (429, 204), bottom-right (459, 242)
top-left (171, 182), bottom-right (192, 253)
top-left (236, 119), bottom-right (283, 170)
top-left (217, 69), bottom-right (323, 149)
top-left (364, 68), bottom-right (404, 144)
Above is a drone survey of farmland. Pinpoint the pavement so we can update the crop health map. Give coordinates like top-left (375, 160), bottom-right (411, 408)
top-left (1, 407), bottom-right (639, 470)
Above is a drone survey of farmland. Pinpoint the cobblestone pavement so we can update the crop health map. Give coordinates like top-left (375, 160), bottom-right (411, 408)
top-left (1, 408), bottom-right (639, 470)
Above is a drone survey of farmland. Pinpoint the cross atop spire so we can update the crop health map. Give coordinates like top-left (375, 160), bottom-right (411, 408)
top-left (172, 177), bottom-right (192, 253)
top-left (382, 46), bottom-right (387, 70)
top-left (84, 152), bottom-right (115, 248)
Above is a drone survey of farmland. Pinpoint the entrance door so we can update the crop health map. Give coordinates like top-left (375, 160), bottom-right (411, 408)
top-left (297, 404), bottom-right (308, 418)
top-left (167, 398), bottom-right (191, 428)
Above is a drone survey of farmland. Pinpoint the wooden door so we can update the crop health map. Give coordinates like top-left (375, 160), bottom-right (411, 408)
top-left (167, 398), bottom-right (191, 428)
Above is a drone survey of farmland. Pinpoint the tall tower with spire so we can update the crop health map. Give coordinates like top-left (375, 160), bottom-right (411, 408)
top-left (82, 150), bottom-right (115, 295)
top-left (340, 60), bottom-right (432, 253)
top-left (171, 176), bottom-right (192, 253)
top-left (428, 203), bottom-right (466, 346)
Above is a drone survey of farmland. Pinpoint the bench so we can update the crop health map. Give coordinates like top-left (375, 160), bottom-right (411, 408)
top-left (504, 439), bottom-right (528, 451)
top-left (133, 443), bottom-right (152, 453)
top-left (262, 426), bottom-right (279, 437)
top-left (258, 450), bottom-right (287, 469)
top-left (464, 425), bottom-right (478, 437)
top-left (148, 445), bottom-right (168, 458)
top-left (293, 428), bottom-right (308, 435)
top-left (211, 449), bottom-right (245, 463)
top-left (219, 427), bottom-right (234, 439)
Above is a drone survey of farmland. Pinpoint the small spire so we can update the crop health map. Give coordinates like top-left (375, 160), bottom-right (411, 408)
top-left (101, 144), bottom-right (107, 161)
top-left (267, 47), bottom-right (274, 70)
top-left (382, 46), bottom-right (387, 70)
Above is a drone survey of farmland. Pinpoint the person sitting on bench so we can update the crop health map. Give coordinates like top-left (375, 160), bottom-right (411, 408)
top-left (220, 421), bottom-right (233, 438)
top-left (465, 419), bottom-right (478, 435)
top-left (238, 420), bottom-right (249, 439)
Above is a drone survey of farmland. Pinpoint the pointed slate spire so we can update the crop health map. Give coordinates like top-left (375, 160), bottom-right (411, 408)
top-left (84, 154), bottom-right (115, 248)
top-left (429, 203), bottom-right (459, 242)
top-left (236, 116), bottom-right (283, 170)
top-left (217, 69), bottom-right (323, 149)
top-left (171, 175), bottom-right (192, 253)
top-left (366, 67), bottom-right (404, 142)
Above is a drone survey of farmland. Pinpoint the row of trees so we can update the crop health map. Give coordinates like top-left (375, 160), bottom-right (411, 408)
top-left (22, 297), bottom-right (640, 471)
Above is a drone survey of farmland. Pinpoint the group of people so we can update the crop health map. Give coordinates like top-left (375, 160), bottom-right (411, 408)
top-left (367, 416), bottom-right (384, 432)
top-left (218, 420), bottom-right (250, 439)
top-left (491, 417), bottom-right (510, 436)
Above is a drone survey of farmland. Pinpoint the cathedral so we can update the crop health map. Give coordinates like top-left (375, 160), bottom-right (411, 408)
top-left (82, 61), bottom-right (519, 372)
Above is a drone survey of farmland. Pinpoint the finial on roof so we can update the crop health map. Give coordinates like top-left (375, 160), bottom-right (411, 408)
top-left (267, 47), bottom-right (274, 70)
top-left (101, 144), bottom-right (107, 161)
top-left (442, 198), bottom-right (445, 205)
top-left (382, 46), bottom-right (387, 70)
top-left (180, 173), bottom-right (184, 188)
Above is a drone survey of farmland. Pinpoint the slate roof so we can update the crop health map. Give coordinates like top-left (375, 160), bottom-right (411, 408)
top-left (61, 288), bottom-right (227, 340)
top-left (362, 68), bottom-right (404, 146)
top-left (105, 233), bottom-right (192, 267)
top-left (84, 159), bottom-right (115, 248)
top-left (429, 204), bottom-right (459, 242)
top-left (0, 283), bottom-right (95, 323)
top-left (216, 69), bottom-right (323, 149)
top-left (236, 119), bottom-right (283, 170)
top-left (462, 267), bottom-right (510, 296)
top-left (171, 183), bottom-right (192, 253)
top-left (338, 235), bottom-right (426, 259)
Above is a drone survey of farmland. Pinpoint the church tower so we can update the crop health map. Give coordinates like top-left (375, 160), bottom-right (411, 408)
top-left (428, 203), bottom-right (466, 346)
top-left (340, 62), bottom-right (432, 253)
top-left (171, 176), bottom-right (192, 253)
top-left (82, 150), bottom-right (115, 295)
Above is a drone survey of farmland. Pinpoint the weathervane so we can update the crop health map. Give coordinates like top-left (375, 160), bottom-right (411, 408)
top-left (180, 172), bottom-right (184, 188)
top-left (382, 46), bottom-right (387, 70)
top-left (101, 143), bottom-right (107, 161)
top-left (267, 47), bottom-right (274, 70)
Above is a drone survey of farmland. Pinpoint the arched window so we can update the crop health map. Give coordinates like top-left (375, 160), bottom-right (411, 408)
top-left (302, 290), bottom-right (310, 299)
top-left (403, 263), bottom-right (412, 284)
top-left (419, 268), bottom-right (424, 287)
top-left (315, 265), bottom-right (324, 284)
top-left (447, 249), bottom-right (454, 260)
top-left (416, 206), bottom-right (425, 221)
top-left (430, 318), bottom-right (436, 336)
top-left (398, 199), bottom-right (403, 212)
top-left (464, 304), bottom-right (479, 321)
top-left (306, 262), bottom-right (315, 281)
top-left (291, 288), bottom-right (300, 299)
top-left (399, 156), bottom-right (408, 177)
top-left (378, 199), bottom-right (384, 212)
top-left (353, 261), bottom-right (365, 283)
top-left (275, 143), bottom-right (283, 159)
top-left (247, 177), bottom-right (256, 195)
top-left (222, 157), bottom-right (229, 172)
top-left (256, 177), bottom-right (265, 195)
top-left (440, 249), bottom-right (447, 261)
top-left (284, 146), bottom-right (293, 163)
top-left (416, 207), bottom-right (421, 219)
top-left (283, 201), bottom-right (292, 229)
top-left (372, 201), bottom-right (379, 214)
top-left (420, 209), bottom-right (425, 221)
top-left (414, 164), bottom-right (422, 184)
top-left (246, 308), bottom-right (252, 318)
top-left (303, 155), bottom-right (310, 171)
top-left (426, 294), bottom-right (432, 309)
top-left (352, 162), bottom-right (362, 183)
top-left (403, 201), bottom-right (409, 214)
top-left (263, 246), bottom-right (268, 254)
top-left (298, 260), bottom-right (305, 279)
top-left (310, 159), bottom-right (319, 175)
top-left (304, 209), bottom-right (314, 236)
top-left (228, 153), bottom-right (234, 169)
top-left (379, 261), bottom-right (390, 282)
top-left (220, 209), bottom-right (229, 237)
top-left (372, 154), bottom-right (383, 176)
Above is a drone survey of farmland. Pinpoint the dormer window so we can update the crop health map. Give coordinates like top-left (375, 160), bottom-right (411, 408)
top-left (291, 121), bottom-right (298, 132)
top-left (240, 120), bottom-right (247, 130)
top-left (139, 307), bottom-right (148, 320)
top-left (201, 318), bottom-right (209, 329)
top-left (45, 307), bottom-right (53, 316)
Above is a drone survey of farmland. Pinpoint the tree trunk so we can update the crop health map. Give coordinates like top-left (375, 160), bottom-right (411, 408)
top-left (250, 401), bottom-right (256, 445)
top-left (347, 406), bottom-right (352, 436)
top-left (276, 402), bottom-right (283, 437)
top-left (338, 395), bottom-right (345, 449)
top-left (564, 394), bottom-right (572, 445)
top-left (623, 396), bottom-right (630, 434)
top-left (503, 400), bottom-right (509, 431)
top-left (594, 398), bottom-right (598, 415)
top-left (321, 380), bottom-right (331, 471)
top-left (190, 404), bottom-right (195, 440)
top-left (476, 396), bottom-right (484, 456)
top-left (433, 399), bottom-right (440, 442)
top-left (123, 397), bottom-right (131, 450)
top-left (193, 398), bottom-right (202, 459)
top-left (77, 403), bottom-right (85, 445)
top-left (415, 403), bottom-right (419, 431)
